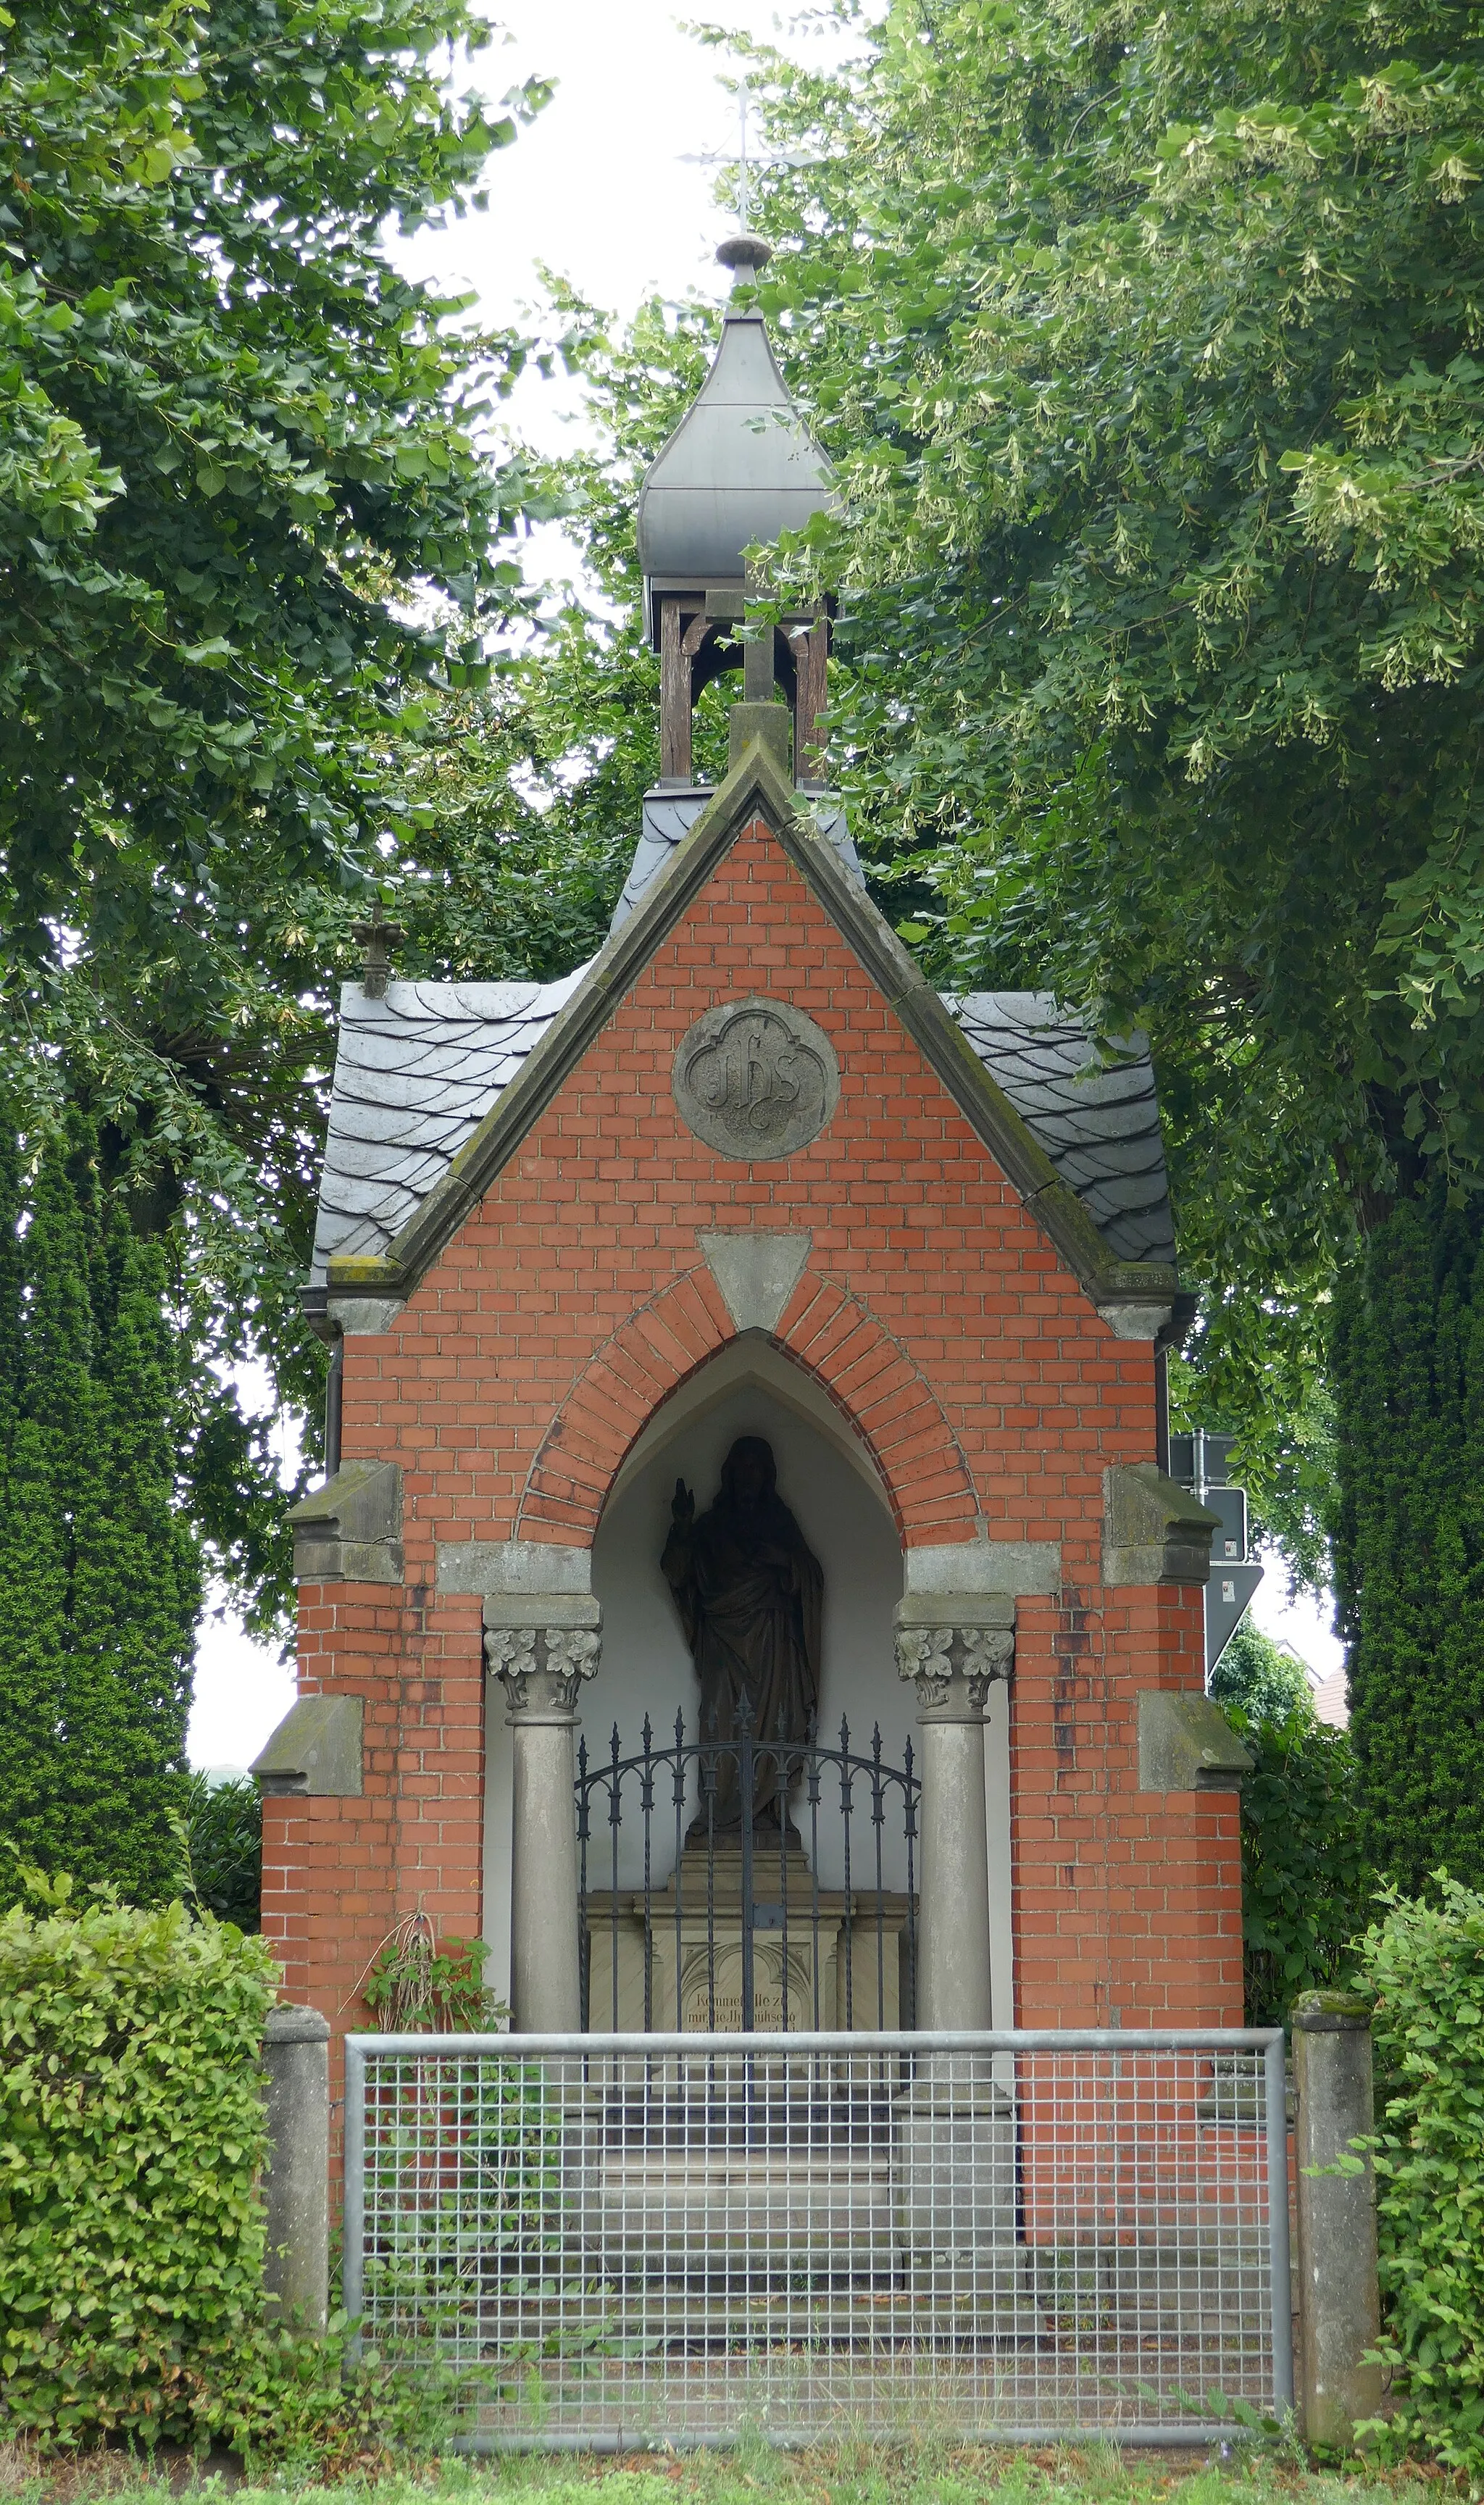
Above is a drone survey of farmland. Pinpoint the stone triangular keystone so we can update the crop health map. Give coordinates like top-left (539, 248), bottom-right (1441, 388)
top-left (698, 1230), bottom-right (812, 1334)
top-left (325, 737), bottom-right (1177, 1325)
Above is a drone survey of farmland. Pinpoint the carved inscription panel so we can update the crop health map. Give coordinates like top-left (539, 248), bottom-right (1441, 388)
top-left (672, 995), bottom-right (841, 1161)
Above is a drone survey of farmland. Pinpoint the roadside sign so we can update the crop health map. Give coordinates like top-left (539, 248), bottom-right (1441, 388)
top-left (1206, 1560), bottom-right (1263, 1677)
top-left (1202, 1486), bottom-right (1247, 1564)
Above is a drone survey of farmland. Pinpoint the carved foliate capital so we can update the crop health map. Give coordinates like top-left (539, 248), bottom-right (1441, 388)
top-left (894, 1608), bottom-right (1014, 1720)
top-left (483, 1609), bottom-right (601, 1720)
top-left (894, 1625), bottom-right (954, 1711)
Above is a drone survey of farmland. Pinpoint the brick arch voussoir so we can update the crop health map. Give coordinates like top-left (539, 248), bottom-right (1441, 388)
top-left (517, 1263), bottom-right (980, 1550)
top-left (517, 1266), bottom-right (735, 1543)
top-left (771, 1272), bottom-right (980, 1543)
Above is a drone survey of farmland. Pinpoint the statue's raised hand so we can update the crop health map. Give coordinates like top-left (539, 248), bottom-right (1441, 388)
top-left (671, 1477), bottom-right (695, 1528)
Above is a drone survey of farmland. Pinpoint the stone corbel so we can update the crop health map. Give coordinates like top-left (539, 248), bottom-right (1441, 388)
top-left (893, 1594), bottom-right (1015, 1717)
top-left (483, 1593), bottom-right (602, 1719)
top-left (1104, 1462), bottom-right (1220, 1586)
top-left (290, 1459), bottom-right (403, 1585)
top-left (1138, 1689), bottom-right (1253, 1793)
top-left (251, 1694), bottom-right (364, 1796)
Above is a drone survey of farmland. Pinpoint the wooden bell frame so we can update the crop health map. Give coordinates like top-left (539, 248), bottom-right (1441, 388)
top-left (655, 591), bottom-right (831, 788)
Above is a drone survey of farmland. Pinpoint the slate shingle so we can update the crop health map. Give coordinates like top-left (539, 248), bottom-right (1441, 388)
top-left (949, 991), bottom-right (1176, 1267)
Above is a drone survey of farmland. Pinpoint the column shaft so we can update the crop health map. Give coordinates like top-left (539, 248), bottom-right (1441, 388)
top-left (509, 1712), bottom-right (583, 2033)
top-left (485, 1605), bottom-right (600, 2037)
top-left (896, 1602), bottom-right (1014, 2033)
top-left (917, 1714), bottom-right (992, 2030)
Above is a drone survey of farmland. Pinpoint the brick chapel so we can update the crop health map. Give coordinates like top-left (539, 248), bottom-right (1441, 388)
top-left (254, 237), bottom-right (1246, 2054)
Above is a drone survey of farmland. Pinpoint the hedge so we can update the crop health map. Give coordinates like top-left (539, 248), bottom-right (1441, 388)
top-left (1356, 1875), bottom-right (1484, 2476)
top-left (0, 1868), bottom-right (276, 2442)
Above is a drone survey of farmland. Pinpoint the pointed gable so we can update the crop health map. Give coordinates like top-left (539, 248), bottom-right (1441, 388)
top-left (314, 743), bottom-right (1177, 1335)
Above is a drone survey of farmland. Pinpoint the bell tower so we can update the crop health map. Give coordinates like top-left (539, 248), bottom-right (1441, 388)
top-left (636, 235), bottom-right (838, 791)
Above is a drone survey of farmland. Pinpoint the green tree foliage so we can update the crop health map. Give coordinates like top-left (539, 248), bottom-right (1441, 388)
top-left (1214, 1639), bottom-right (1374, 2024)
top-left (1333, 1193), bottom-right (1484, 1890)
top-left (0, 1117), bottom-right (199, 1901)
top-left (184, 1770), bottom-right (261, 1930)
top-left (704, 0), bottom-right (1484, 1571)
top-left (1209, 1617), bottom-right (1314, 1728)
top-left (0, 0), bottom-right (554, 1620)
top-left (1356, 1876), bottom-right (1484, 2477)
top-left (1, 0), bottom-right (538, 926)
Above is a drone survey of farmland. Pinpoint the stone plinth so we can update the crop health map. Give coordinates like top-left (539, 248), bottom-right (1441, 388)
top-left (584, 1835), bottom-right (914, 2033)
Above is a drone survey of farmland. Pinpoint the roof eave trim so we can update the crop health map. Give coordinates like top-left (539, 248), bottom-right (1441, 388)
top-left (325, 739), bottom-right (1176, 1320)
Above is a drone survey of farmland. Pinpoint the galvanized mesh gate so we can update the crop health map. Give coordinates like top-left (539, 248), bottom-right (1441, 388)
top-left (344, 2030), bottom-right (1292, 2448)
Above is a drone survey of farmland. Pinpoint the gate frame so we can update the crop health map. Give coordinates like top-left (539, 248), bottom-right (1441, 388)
top-left (342, 2025), bottom-right (1293, 2446)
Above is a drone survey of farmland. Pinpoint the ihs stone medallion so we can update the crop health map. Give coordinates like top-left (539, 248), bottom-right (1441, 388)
top-left (672, 995), bottom-right (841, 1161)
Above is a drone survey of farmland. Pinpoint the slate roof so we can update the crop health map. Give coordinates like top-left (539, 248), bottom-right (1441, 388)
top-left (950, 993), bottom-right (1177, 1268)
top-left (309, 972), bottom-right (585, 1283)
top-left (310, 844), bottom-right (1175, 1286)
top-left (611, 789), bottom-right (862, 936)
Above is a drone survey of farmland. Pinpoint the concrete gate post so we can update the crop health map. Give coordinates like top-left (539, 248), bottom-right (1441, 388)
top-left (262, 2004), bottom-right (330, 2329)
top-left (1293, 1989), bottom-right (1383, 2446)
top-left (485, 1596), bottom-right (601, 2033)
top-left (894, 1597), bottom-right (1014, 2030)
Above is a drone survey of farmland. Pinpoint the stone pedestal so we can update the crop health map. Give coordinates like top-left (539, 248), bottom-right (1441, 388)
top-left (1293, 1991), bottom-right (1383, 2446)
top-left (584, 1833), bottom-right (914, 2033)
top-left (893, 2062), bottom-right (1018, 2298)
top-left (895, 1596), bottom-right (1014, 2032)
top-left (262, 2004), bottom-right (330, 2329)
top-left (485, 1596), bottom-right (601, 2034)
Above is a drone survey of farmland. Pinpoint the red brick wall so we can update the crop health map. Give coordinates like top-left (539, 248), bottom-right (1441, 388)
top-left (264, 815), bottom-right (1243, 2044)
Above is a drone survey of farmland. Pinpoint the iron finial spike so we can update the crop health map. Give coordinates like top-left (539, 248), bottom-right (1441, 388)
top-left (350, 897), bottom-right (404, 1001)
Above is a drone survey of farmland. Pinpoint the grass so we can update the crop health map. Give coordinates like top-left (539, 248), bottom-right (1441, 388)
top-left (0, 2441), bottom-right (1456, 2505)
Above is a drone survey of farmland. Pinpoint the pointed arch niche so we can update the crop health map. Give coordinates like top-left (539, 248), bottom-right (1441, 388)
top-left (480, 1333), bottom-right (1014, 2020)
top-left (591, 1333), bottom-right (906, 1899)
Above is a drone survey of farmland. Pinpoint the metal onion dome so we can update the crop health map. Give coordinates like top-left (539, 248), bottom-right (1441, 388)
top-left (637, 243), bottom-right (836, 620)
top-left (637, 238), bottom-right (838, 788)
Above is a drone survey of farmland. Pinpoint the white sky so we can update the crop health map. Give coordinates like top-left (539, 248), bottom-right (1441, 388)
top-left (186, 0), bottom-right (1345, 1770)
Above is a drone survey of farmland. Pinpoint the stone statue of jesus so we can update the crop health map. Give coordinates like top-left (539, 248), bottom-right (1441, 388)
top-left (661, 1435), bottom-right (822, 1831)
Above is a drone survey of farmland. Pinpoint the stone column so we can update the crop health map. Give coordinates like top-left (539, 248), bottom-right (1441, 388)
top-left (484, 1596), bottom-right (601, 2034)
top-left (262, 2004), bottom-right (330, 2329)
top-left (894, 1598), bottom-right (1014, 2030)
top-left (1293, 1989), bottom-right (1383, 2446)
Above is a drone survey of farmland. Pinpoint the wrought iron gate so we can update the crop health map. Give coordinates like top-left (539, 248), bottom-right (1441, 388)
top-left (576, 1715), bottom-right (919, 2033)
